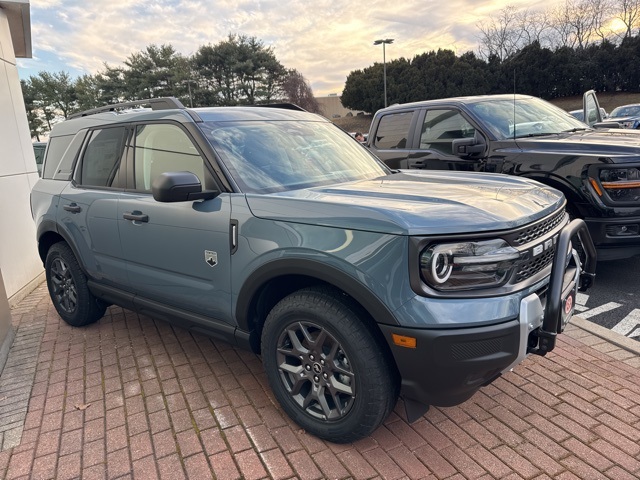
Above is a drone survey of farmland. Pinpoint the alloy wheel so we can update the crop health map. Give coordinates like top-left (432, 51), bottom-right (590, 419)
top-left (50, 257), bottom-right (78, 314)
top-left (276, 321), bottom-right (355, 420)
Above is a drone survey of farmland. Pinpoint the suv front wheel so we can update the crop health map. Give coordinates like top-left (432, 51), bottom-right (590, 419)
top-left (261, 286), bottom-right (398, 443)
top-left (45, 242), bottom-right (106, 327)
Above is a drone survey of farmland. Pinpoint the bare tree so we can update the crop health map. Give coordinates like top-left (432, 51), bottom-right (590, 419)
top-left (478, 5), bottom-right (556, 59)
top-left (477, 5), bottom-right (526, 60)
top-left (280, 70), bottom-right (320, 113)
top-left (588, 0), bottom-right (615, 41)
top-left (612, 0), bottom-right (640, 38)
top-left (516, 8), bottom-right (554, 48)
top-left (549, 0), bottom-right (618, 48)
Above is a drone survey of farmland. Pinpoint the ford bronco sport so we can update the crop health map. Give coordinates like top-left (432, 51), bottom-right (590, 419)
top-left (31, 98), bottom-right (595, 443)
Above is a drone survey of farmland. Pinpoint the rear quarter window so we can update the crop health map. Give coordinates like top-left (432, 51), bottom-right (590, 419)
top-left (42, 131), bottom-right (88, 181)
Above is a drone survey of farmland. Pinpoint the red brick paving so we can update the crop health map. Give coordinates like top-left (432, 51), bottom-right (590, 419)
top-left (1, 284), bottom-right (639, 479)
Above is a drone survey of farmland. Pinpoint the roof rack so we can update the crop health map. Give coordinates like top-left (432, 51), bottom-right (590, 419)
top-left (68, 97), bottom-right (185, 119)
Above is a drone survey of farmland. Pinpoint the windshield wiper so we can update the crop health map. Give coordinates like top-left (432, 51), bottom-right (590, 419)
top-left (562, 127), bottom-right (589, 133)
top-left (513, 132), bottom-right (558, 138)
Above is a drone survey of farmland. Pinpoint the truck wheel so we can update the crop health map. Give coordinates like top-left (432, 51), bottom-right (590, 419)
top-left (45, 242), bottom-right (106, 327)
top-left (261, 287), bottom-right (398, 443)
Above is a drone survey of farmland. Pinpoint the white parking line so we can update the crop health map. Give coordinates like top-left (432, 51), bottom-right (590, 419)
top-left (612, 309), bottom-right (640, 338)
top-left (575, 293), bottom-right (589, 312)
top-left (576, 292), bottom-right (589, 305)
top-left (578, 302), bottom-right (623, 319)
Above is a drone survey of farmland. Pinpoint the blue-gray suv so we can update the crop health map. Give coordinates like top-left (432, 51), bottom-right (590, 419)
top-left (30, 98), bottom-right (596, 443)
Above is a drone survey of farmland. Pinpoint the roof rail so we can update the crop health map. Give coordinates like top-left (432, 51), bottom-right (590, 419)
top-left (68, 97), bottom-right (186, 119)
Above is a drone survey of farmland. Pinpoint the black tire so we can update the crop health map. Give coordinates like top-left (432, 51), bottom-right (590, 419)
top-left (261, 286), bottom-right (398, 443)
top-left (45, 242), bottom-right (106, 327)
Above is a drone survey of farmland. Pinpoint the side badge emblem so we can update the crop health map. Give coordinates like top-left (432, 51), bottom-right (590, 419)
top-left (205, 251), bottom-right (218, 267)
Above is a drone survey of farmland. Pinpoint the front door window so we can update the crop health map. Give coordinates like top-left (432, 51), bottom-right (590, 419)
top-left (420, 110), bottom-right (475, 155)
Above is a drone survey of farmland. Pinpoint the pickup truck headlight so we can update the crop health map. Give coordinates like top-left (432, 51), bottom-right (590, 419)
top-left (598, 168), bottom-right (640, 202)
top-left (420, 239), bottom-right (521, 291)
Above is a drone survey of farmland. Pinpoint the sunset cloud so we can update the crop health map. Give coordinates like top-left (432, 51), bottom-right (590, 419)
top-left (22, 0), bottom-right (560, 96)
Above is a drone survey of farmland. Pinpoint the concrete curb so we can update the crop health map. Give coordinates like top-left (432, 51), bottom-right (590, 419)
top-left (7, 272), bottom-right (45, 310)
top-left (571, 314), bottom-right (640, 355)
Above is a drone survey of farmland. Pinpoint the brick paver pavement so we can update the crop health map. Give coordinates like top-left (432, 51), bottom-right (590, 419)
top-left (1, 282), bottom-right (639, 479)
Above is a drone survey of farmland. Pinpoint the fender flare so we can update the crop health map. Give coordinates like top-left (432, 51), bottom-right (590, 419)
top-left (235, 258), bottom-right (400, 331)
top-left (36, 220), bottom-right (86, 273)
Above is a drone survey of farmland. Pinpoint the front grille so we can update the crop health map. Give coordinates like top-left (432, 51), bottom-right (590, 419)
top-left (510, 209), bottom-right (566, 246)
top-left (506, 208), bottom-right (566, 285)
top-left (514, 246), bottom-right (556, 283)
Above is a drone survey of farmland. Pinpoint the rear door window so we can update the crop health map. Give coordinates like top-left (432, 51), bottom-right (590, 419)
top-left (78, 127), bottom-right (127, 188)
top-left (373, 111), bottom-right (414, 149)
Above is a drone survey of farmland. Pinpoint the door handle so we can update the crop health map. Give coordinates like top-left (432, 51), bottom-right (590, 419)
top-left (63, 203), bottom-right (81, 213)
top-left (123, 211), bottom-right (149, 223)
top-left (407, 159), bottom-right (426, 169)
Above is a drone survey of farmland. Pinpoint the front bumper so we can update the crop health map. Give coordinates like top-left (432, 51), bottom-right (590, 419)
top-left (584, 215), bottom-right (640, 261)
top-left (381, 219), bottom-right (596, 410)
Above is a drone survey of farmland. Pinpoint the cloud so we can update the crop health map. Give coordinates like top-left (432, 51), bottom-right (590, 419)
top-left (23, 0), bottom-right (560, 96)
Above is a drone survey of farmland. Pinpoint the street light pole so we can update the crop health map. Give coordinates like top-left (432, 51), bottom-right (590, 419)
top-left (373, 38), bottom-right (394, 108)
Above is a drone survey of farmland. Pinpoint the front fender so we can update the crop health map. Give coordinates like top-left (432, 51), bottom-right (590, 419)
top-left (234, 257), bottom-right (401, 331)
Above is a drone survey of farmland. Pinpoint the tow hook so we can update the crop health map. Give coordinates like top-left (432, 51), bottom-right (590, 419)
top-left (579, 271), bottom-right (595, 292)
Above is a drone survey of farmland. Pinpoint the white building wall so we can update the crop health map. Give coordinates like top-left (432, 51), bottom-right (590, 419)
top-left (0, 8), bottom-right (43, 303)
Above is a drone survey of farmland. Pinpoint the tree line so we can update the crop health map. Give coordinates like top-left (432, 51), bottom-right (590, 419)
top-left (342, 0), bottom-right (640, 113)
top-left (22, 35), bottom-right (320, 140)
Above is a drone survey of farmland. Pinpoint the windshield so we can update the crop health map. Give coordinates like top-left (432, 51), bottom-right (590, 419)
top-left (610, 105), bottom-right (640, 118)
top-left (468, 97), bottom-right (589, 139)
top-left (203, 121), bottom-right (389, 193)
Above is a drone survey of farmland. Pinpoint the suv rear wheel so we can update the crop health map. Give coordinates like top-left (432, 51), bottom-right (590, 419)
top-left (45, 242), bottom-right (106, 327)
top-left (261, 287), bottom-right (398, 443)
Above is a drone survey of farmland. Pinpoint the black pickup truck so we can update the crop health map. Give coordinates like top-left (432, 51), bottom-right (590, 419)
top-left (367, 91), bottom-right (640, 261)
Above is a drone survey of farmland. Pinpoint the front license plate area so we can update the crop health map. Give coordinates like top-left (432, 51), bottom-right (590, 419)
top-left (560, 286), bottom-right (576, 332)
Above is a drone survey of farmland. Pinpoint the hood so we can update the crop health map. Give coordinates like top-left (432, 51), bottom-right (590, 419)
top-left (514, 129), bottom-right (640, 161)
top-left (245, 171), bottom-right (565, 236)
top-left (608, 116), bottom-right (640, 129)
top-left (609, 115), bottom-right (640, 122)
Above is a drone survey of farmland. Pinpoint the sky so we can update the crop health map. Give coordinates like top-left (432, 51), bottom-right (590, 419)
top-left (18, 0), bottom-right (560, 97)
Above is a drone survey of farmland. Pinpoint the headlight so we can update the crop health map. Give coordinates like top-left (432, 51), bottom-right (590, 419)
top-left (598, 168), bottom-right (640, 202)
top-left (420, 239), bottom-right (520, 291)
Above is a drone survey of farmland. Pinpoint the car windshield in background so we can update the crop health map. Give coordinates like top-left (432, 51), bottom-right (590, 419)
top-left (610, 105), bottom-right (640, 117)
top-left (469, 97), bottom-right (588, 140)
top-left (204, 121), bottom-right (389, 193)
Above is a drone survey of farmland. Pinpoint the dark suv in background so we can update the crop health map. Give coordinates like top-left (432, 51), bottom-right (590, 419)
top-left (31, 97), bottom-right (594, 442)
top-left (367, 91), bottom-right (640, 261)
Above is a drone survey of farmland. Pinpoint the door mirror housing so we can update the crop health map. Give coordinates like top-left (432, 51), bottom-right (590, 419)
top-left (593, 121), bottom-right (621, 129)
top-left (452, 134), bottom-right (485, 158)
top-left (152, 171), bottom-right (220, 202)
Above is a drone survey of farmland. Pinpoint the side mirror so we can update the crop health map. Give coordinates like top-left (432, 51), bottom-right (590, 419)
top-left (593, 121), bottom-right (621, 129)
top-left (452, 136), bottom-right (485, 157)
top-left (152, 171), bottom-right (219, 202)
